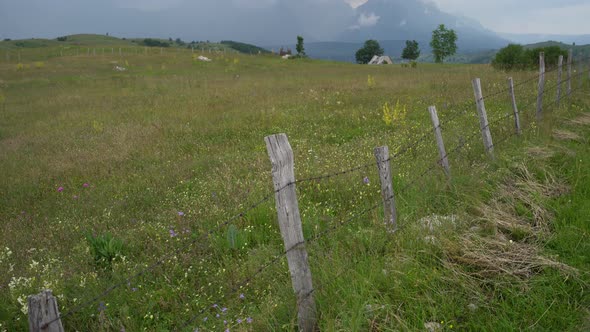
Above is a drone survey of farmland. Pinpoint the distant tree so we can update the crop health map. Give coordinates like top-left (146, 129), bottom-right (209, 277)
top-left (106, 32), bottom-right (109, 36)
top-left (175, 38), bottom-right (185, 46)
top-left (355, 39), bottom-right (384, 64)
top-left (296, 35), bottom-right (306, 57)
top-left (401, 40), bottom-right (420, 61)
top-left (492, 44), bottom-right (567, 70)
top-left (492, 44), bottom-right (526, 70)
top-left (168, 37), bottom-right (173, 42)
top-left (56, 36), bottom-right (68, 42)
top-left (430, 24), bottom-right (458, 63)
top-left (3, 38), bottom-right (11, 42)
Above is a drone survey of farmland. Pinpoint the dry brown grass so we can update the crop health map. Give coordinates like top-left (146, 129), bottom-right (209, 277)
top-left (569, 113), bottom-right (590, 126)
top-left (553, 129), bottom-right (582, 141)
top-left (444, 163), bottom-right (574, 280)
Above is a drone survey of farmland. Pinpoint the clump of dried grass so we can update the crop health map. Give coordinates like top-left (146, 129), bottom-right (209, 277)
top-left (568, 113), bottom-right (590, 126)
top-left (553, 129), bottom-right (581, 141)
top-left (444, 163), bottom-right (575, 279)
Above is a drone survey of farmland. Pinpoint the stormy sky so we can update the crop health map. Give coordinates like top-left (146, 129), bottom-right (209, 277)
top-left (0, 0), bottom-right (588, 43)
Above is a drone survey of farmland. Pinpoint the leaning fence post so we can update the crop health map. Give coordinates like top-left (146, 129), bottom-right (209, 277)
top-left (507, 77), bottom-right (522, 135)
top-left (567, 49), bottom-right (573, 96)
top-left (472, 78), bottom-right (494, 158)
top-left (537, 52), bottom-right (545, 119)
top-left (427, 106), bottom-right (451, 177)
top-left (556, 55), bottom-right (563, 107)
top-left (373, 146), bottom-right (398, 231)
top-left (28, 290), bottom-right (64, 332)
top-left (265, 133), bottom-right (316, 332)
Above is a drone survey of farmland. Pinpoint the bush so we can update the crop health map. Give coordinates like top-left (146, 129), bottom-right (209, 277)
top-left (410, 61), bottom-right (418, 68)
top-left (142, 38), bottom-right (170, 48)
top-left (493, 44), bottom-right (568, 70)
top-left (56, 36), bottom-right (67, 42)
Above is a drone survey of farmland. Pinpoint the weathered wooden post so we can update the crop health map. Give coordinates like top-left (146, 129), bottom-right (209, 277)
top-left (28, 290), bottom-right (64, 332)
top-left (119, 48), bottom-right (122, 56)
top-left (265, 134), bottom-right (316, 332)
top-left (472, 78), bottom-right (494, 158)
top-left (374, 146), bottom-right (398, 231)
top-left (556, 55), bottom-right (563, 107)
top-left (427, 106), bottom-right (451, 177)
top-left (567, 49), bottom-right (573, 96)
top-left (507, 77), bottom-right (522, 135)
top-left (537, 52), bottom-right (545, 119)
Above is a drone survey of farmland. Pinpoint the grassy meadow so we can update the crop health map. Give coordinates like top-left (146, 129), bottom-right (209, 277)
top-left (1, 40), bottom-right (590, 331)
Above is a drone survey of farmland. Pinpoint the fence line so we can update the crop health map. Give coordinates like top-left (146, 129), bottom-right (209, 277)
top-left (27, 57), bottom-right (589, 331)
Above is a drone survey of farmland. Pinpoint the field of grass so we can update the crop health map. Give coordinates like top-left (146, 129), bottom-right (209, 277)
top-left (0, 41), bottom-right (589, 331)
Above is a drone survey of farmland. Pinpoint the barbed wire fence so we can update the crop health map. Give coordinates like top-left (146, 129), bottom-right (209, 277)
top-left (26, 53), bottom-right (590, 332)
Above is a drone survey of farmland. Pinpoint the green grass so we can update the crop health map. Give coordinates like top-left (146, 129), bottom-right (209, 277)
top-left (0, 43), bottom-right (589, 331)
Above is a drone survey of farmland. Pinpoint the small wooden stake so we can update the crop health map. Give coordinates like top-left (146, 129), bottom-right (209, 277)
top-left (472, 78), bottom-right (494, 158)
top-left (265, 133), bottom-right (316, 332)
top-left (374, 146), bottom-right (398, 231)
top-left (28, 290), bottom-right (64, 332)
top-left (537, 52), bottom-right (545, 119)
top-left (428, 106), bottom-right (450, 177)
top-left (556, 55), bottom-right (563, 107)
top-left (567, 49), bottom-right (573, 96)
top-left (508, 77), bottom-right (522, 135)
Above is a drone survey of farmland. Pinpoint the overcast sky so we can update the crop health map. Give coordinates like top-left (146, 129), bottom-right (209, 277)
top-left (347, 0), bottom-right (590, 34)
top-left (0, 0), bottom-right (588, 41)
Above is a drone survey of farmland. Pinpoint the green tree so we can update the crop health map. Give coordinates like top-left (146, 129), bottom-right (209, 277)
top-left (296, 35), bottom-right (306, 57)
top-left (355, 40), bottom-right (384, 64)
top-left (401, 40), bottom-right (420, 61)
top-left (492, 44), bottom-right (526, 70)
top-left (430, 24), bottom-right (458, 63)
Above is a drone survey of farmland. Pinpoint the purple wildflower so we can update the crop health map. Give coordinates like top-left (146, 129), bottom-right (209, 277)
top-left (169, 229), bottom-right (178, 237)
top-left (98, 302), bottom-right (106, 312)
top-left (363, 176), bottom-right (370, 185)
top-left (83, 183), bottom-right (90, 188)
top-left (237, 319), bottom-right (243, 324)
top-left (224, 320), bottom-right (227, 325)
top-left (57, 186), bottom-right (64, 192)
top-left (212, 304), bottom-right (218, 308)
top-left (225, 329), bottom-right (229, 332)
top-left (246, 317), bottom-right (253, 323)
top-left (239, 293), bottom-right (245, 299)
top-left (216, 314), bottom-right (220, 318)
top-left (73, 195), bottom-right (79, 199)
top-left (221, 307), bottom-right (227, 313)
top-left (177, 211), bottom-right (185, 216)
top-left (131, 287), bottom-right (138, 292)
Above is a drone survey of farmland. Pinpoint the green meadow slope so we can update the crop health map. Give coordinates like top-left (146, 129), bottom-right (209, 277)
top-left (0, 41), bottom-right (589, 331)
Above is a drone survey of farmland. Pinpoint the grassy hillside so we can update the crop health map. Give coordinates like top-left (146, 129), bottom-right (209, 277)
top-left (0, 44), bottom-right (589, 331)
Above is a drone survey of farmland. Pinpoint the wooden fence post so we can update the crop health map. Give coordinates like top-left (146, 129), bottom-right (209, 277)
top-left (537, 52), bottom-right (545, 119)
top-left (507, 77), bottom-right (522, 135)
top-left (265, 133), bottom-right (316, 332)
top-left (374, 146), bottom-right (398, 231)
top-left (472, 78), bottom-right (494, 158)
top-left (556, 55), bottom-right (563, 107)
top-left (567, 49), bottom-right (573, 96)
top-left (28, 290), bottom-right (64, 332)
top-left (427, 106), bottom-right (451, 177)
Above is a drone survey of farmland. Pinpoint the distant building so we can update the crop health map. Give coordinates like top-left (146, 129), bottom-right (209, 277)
top-left (368, 55), bottom-right (393, 65)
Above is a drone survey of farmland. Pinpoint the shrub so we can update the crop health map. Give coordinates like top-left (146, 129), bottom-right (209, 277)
top-left (492, 44), bottom-right (568, 70)
top-left (56, 36), bottom-right (67, 42)
top-left (410, 61), bottom-right (418, 68)
top-left (142, 38), bottom-right (170, 48)
top-left (356, 40), bottom-right (384, 64)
